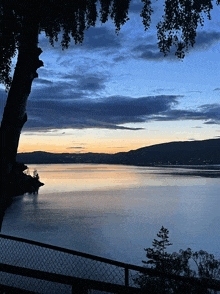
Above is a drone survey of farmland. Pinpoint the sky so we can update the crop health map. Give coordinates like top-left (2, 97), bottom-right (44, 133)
top-left (1, 0), bottom-right (220, 154)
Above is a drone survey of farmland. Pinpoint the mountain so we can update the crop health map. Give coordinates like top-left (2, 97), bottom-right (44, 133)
top-left (16, 138), bottom-right (220, 166)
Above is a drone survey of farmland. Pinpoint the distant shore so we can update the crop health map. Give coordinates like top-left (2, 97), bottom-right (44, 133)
top-left (17, 138), bottom-right (220, 167)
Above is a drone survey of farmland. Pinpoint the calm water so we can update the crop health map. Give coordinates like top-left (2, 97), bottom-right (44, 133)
top-left (2, 164), bottom-right (220, 266)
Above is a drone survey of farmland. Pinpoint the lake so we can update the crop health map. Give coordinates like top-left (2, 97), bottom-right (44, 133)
top-left (2, 164), bottom-right (220, 266)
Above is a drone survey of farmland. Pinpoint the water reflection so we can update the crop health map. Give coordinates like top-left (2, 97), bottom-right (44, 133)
top-left (27, 164), bottom-right (213, 193)
top-left (2, 164), bottom-right (220, 265)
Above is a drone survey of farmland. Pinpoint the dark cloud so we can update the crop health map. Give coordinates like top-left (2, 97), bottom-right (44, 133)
top-left (23, 93), bottom-right (179, 131)
top-left (134, 44), bottom-right (157, 52)
top-left (152, 109), bottom-right (208, 121)
top-left (193, 31), bottom-right (220, 51)
top-left (150, 103), bottom-right (220, 124)
top-left (33, 78), bottom-right (53, 85)
top-left (81, 27), bottom-right (121, 50)
top-left (62, 73), bottom-right (107, 92)
top-left (37, 68), bottom-right (57, 78)
top-left (22, 129), bottom-right (70, 136)
top-left (76, 77), bottom-right (105, 91)
top-left (2, 80), bottom-right (220, 131)
top-left (113, 54), bottom-right (130, 62)
top-left (214, 88), bottom-right (220, 91)
top-left (132, 42), bottom-right (177, 61)
top-left (132, 30), bottom-right (220, 61)
top-left (129, 2), bottom-right (144, 13)
top-left (29, 72), bottom-right (109, 102)
top-left (200, 104), bottom-right (220, 120)
top-left (2, 79), bottom-right (220, 132)
top-left (66, 146), bottom-right (85, 149)
top-left (29, 82), bottom-right (86, 101)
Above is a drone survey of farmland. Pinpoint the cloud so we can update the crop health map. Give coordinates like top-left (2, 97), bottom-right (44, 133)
top-left (129, 2), bottom-right (144, 13)
top-left (214, 88), bottom-right (220, 91)
top-left (151, 109), bottom-right (207, 121)
top-left (153, 88), bottom-right (175, 93)
top-left (3, 81), bottom-right (220, 132)
top-left (132, 30), bottom-right (220, 61)
top-left (66, 146), bottom-right (85, 149)
top-left (33, 79), bottom-right (53, 85)
top-left (22, 130), bottom-right (68, 136)
top-left (132, 42), bottom-right (178, 61)
top-left (29, 81), bottom-right (86, 101)
top-left (193, 31), bottom-right (220, 52)
top-left (39, 27), bottom-right (121, 53)
top-left (62, 73), bottom-right (108, 92)
top-left (150, 103), bottom-right (220, 124)
top-left (28, 71), bottom-right (110, 105)
top-left (23, 92), bottom-right (179, 131)
top-left (113, 54), bottom-right (130, 62)
top-left (81, 27), bottom-right (121, 50)
top-left (187, 90), bottom-right (202, 93)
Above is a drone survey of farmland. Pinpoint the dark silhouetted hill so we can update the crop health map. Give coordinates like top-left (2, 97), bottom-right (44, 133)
top-left (17, 138), bottom-right (220, 166)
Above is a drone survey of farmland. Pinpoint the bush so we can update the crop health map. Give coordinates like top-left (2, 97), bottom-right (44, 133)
top-left (134, 226), bottom-right (220, 294)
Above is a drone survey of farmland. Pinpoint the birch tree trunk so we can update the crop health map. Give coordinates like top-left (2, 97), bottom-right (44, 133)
top-left (0, 17), bottom-right (43, 230)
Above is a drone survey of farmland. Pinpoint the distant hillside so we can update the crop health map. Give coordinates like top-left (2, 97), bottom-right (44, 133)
top-left (17, 138), bottom-right (220, 166)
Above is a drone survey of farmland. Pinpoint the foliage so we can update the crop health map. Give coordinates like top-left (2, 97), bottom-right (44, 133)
top-left (192, 250), bottom-right (220, 281)
top-left (0, 0), bottom-right (145, 89)
top-left (135, 226), bottom-right (220, 294)
top-left (1, 0), bottom-right (220, 89)
top-left (157, 0), bottom-right (220, 58)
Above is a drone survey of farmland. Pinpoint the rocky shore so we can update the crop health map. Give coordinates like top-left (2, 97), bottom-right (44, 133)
top-left (0, 162), bottom-right (44, 228)
top-left (7, 162), bottom-right (44, 197)
top-left (2, 162), bottom-right (44, 213)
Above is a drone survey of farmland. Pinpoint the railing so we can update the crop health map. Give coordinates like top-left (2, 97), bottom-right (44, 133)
top-left (0, 234), bottom-right (220, 293)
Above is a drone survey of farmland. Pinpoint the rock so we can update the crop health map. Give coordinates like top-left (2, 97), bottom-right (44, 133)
top-left (6, 162), bottom-right (44, 197)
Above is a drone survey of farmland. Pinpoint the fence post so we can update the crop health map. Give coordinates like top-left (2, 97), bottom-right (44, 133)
top-left (125, 266), bottom-right (129, 287)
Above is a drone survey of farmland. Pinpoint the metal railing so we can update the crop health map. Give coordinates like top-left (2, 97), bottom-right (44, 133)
top-left (0, 234), bottom-right (220, 293)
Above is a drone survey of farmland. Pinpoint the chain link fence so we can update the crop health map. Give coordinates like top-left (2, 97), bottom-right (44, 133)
top-left (0, 234), bottom-right (140, 293)
top-left (1, 234), bottom-right (220, 293)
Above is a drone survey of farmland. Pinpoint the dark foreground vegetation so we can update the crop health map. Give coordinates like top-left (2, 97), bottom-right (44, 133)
top-left (135, 226), bottom-right (220, 294)
top-left (0, 227), bottom-right (219, 293)
top-left (2, 162), bottom-right (44, 211)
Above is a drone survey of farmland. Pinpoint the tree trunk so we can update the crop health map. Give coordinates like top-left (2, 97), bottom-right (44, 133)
top-left (0, 18), bottom-right (43, 230)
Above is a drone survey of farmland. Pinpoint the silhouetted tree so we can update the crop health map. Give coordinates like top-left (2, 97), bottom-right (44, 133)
top-left (0, 0), bottom-right (219, 228)
top-left (0, 0), bottom-right (142, 228)
top-left (135, 227), bottom-right (195, 293)
top-left (135, 226), bottom-right (220, 293)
